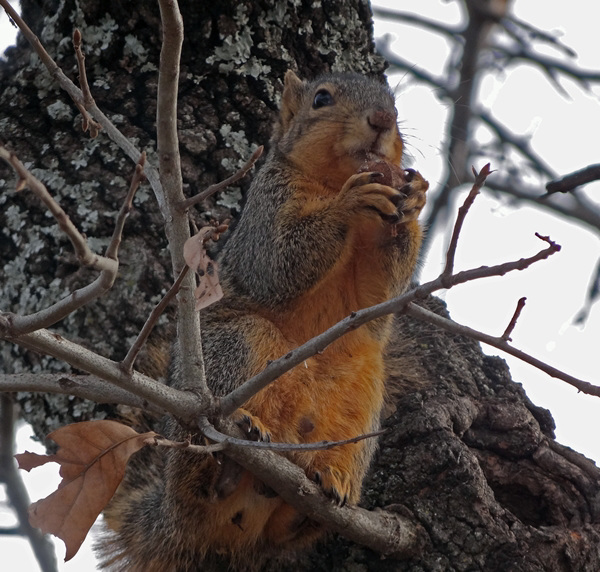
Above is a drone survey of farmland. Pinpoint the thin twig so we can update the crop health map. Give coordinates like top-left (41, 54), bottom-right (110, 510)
top-left (502, 15), bottom-right (576, 58)
top-left (200, 418), bottom-right (385, 453)
top-left (121, 265), bottom-right (189, 373)
top-left (493, 44), bottom-right (600, 90)
top-left (106, 152), bottom-right (146, 259)
top-left (376, 40), bottom-right (452, 96)
top-left (0, 147), bottom-right (115, 272)
top-left (501, 297), bottom-right (526, 342)
top-left (442, 163), bottom-right (492, 282)
top-left (372, 7), bottom-right (464, 40)
top-left (179, 146), bottom-right (264, 211)
top-left (0, 148), bottom-right (142, 336)
top-left (478, 111), bottom-right (556, 179)
top-left (485, 179), bottom-right (600, 232)
top-left (72, 29), bottom-right (100, 137)
top-left (405, 302), bottom-right (600, 397)
top-left (150, 434), bottom-right (225, 454)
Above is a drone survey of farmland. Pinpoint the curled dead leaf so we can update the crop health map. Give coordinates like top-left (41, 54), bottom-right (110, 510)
top-left (15, 420), bottom-right (157, 561)
top-left (183, 226), bottom-right (225, 311)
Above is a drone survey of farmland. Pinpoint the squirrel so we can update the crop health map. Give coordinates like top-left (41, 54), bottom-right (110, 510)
top-left (97, 70), bottom-right (428, 571)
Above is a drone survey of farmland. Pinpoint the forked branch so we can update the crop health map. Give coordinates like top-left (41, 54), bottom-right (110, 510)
top-left (0, 149), bottom-right (144, 336)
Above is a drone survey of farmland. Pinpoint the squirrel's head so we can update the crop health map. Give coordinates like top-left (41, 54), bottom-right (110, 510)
top-left (273, 70), bottom-right (404, 190)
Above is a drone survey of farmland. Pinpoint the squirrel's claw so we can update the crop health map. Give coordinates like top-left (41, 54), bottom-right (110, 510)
top-left (233, 408), bottom-right (272, 442)
top-left (310, 467), bottom-right (351, 507)
top-left (393, 171), bottom-right (428, 224)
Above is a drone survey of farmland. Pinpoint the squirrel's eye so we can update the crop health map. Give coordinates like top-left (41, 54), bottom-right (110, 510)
top-left (312, 89), bottom-right (334, 109)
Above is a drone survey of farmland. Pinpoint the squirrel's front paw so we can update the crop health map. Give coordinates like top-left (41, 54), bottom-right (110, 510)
top-left (340, 171), bottom-right (404, 222)
top-left (394, 168), bottom-right (428, 224)
top-left (231, 408), bottom-right (272, 442)
top-left (309, 466), bottom-right (352, 507)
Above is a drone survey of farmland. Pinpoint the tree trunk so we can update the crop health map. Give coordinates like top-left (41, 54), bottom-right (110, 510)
top-left (1, 1), bottom-right (599, 569)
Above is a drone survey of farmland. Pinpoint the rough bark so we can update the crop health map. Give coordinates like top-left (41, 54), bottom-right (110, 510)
top-left (278, 298), bottom-right (600, 570)
top-left (1, 1), bottom-right (599, 570)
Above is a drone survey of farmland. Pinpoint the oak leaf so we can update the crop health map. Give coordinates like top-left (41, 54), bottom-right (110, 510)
top-left (16, 420), bottom-right (157, 561)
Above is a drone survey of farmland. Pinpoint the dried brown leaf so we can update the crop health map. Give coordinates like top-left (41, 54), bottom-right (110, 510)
top-left (183, 227), bottom-right (224, 310)
top-left (183, 227), bottom-right (214, 272)
top-left (195, 259), bottom-right (223, 310)
top-left (16, 420), bottom-right (157, 561)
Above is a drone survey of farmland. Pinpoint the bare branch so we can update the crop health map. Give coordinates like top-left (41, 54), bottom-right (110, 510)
top-left (442, 163), bottom-right (492, 281)
top-left (372, 7), bottom-right (464, 41)
top-left (486, 179), bottom-right (600, 232)
top-left (156, 0), bottom-right (210, 402)
top-left (0, 325), bottom-right (202, 422)
top-left (501, 15), bottom-right (577, 58)
top-left (405, 302), bottom-right (600, 398)
top-left (179, 146), bottom-right (264, 211)
top-left (493, 44), bottom-right (600, 90)
top-left (0, 147), bottom-right (116, 273)
top-left (150, 434), bottom-right (225, 454)
top-left (501, 297), bottom-right (527, 342)
top-left (200, 417), bottom-right (425, 558)
top-left (201, 418), bottom-right (385, 453)
top-left (0, 148), bottom-right (143, 336)
top-left (478, 111), bottom-right (557, 179)
top-left (0, 396), bottom-right (57, 571)
top-left (376, 38), bottom-right (452, 96)
top-left (574, 256), bottom-right (600, 325)
top-left (106, 152), bottom-right (146, 258)
top-left (0, 373), bottom-right (163, 412)
top-left (546, 164), bottom-right (600, 194)
top-left (422, 1), bottom-right (497, 247)
top-left (220, 230), bottom-right (561, 417)
top-left (72, 29), bottom-right (100, 137)
top-left (121, 265), bottom-right (188, 373)
top-left (72, 29), bottom-right (94, 107)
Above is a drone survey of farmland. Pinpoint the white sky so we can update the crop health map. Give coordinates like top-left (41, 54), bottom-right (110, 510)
top-left (375, 0), bottom-right (600, 468)
top-left (1, 1), bottom-right (599, 570)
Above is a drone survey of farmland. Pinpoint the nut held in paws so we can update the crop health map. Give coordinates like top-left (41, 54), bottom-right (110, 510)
top-left (358, 159), bottom-right (406, 190)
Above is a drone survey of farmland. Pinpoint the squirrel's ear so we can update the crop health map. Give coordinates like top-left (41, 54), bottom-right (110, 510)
top-left (279, 70), bottom-right (305, 133)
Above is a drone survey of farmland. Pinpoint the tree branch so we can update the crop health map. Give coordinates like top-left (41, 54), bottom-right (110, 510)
top-left (478, 111), bottom-right (557, 179)
top-left (376, 38), bottom-right (452, 96)
top-left (546, 164), bottom-right (600, 194)
top-left (486, 179), bottom-right (600, 232)
top-left (442, 163), bottom-right (491, 280)
top-left (0, 396), bottom-right (57, 571)
top-left (0, 374), bottom-right (164, 412)
top-left (405, 302), bottom-right (600, 397)
top-left (493, 44), bottom-right (600, 90)
top-left (0, 148), bottom-right (143, 336)
top-left (372, 7), bottom-right (464, 41)
top-left (156, 0), bottom-right (210, 403)
top-left (201, 418), bottom-right (385, 453)
top-left (179, 146), bottom-right (264, 211)
top-left (201, 417), bottom-right (425, 558)
top-left (0, 326), bottom-right (201, 422)
top-left (220, 228), bottom-right (561, 417)
top-left (121, 265), bottom-right (188, 373)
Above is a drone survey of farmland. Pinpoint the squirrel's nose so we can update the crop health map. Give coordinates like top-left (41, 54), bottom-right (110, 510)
top-left (367, 109), bottom-right (395, 132)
